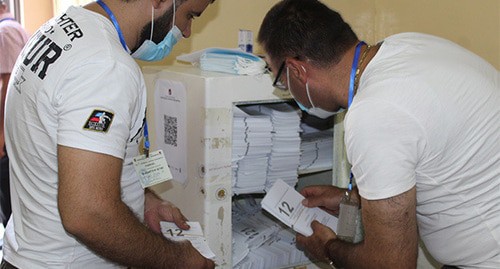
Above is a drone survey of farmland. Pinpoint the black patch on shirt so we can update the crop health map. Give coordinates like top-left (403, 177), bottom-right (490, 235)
top-left (83, 110), bottom-right (114, 133)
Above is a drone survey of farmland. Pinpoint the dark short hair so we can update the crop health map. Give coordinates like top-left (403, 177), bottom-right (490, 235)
top-left (258, 0), bottom-right (358, 69)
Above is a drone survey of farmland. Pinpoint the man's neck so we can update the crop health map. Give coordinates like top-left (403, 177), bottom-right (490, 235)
top-left (84, 1), bottom-right (149, 51)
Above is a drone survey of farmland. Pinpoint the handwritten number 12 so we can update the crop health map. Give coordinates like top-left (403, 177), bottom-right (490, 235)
top-left (166, 228), bottom-right (183, 237)
top-left (278, 201), bottom-right (294, 217)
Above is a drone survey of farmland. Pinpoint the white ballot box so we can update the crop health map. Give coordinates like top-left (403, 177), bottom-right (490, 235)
top-left (142, 65), bottom-right (352, 268)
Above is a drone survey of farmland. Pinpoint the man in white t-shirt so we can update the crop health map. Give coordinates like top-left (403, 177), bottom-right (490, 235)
top-left (0, 0), bottom-right (28, 229)
top-left (259, 0), bottom-right (499, 268)
top-left (2, 0), bottom-right (216, 268)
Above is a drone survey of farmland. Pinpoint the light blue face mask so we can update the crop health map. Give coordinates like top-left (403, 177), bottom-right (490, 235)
top-left (132, 3), bottom-right (182, 62)
top-left (286, 66), bottom-right (343, 119)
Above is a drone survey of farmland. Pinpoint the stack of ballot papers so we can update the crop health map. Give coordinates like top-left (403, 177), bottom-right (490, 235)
top-left (254, 104), bottom-right (302, 191)
top-left (176, 47), bottom-right (266, 75)
top-left (160, 221), bottom-right (217, 263)
top-left (232, 106), bottom-right (273, 194)
top-left (299, 123), bottom-right (333, 172)
top-left (261, 179), bottom-right (338, 237)
top-left (232, 103), bottom-right (302, 194)
top-left (232, 196), bottom-right (313, 268)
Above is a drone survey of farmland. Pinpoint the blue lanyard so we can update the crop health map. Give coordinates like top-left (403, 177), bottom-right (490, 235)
top-left (96, 0), bottom-right (128, 52)
top-left (348, 41), bottom-right (365, 108)
top-left (347, 41), bottom-right (365, 191)
top-left (143, 120), bottom-right (150, 157)
top-left (0, 18), bottom-right (16, 23)
top-left (96, 0), bottom-right (149, 157)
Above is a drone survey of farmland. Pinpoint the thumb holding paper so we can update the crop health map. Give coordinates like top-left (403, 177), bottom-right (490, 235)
top-left (300, 185), bottom-right (345, 216)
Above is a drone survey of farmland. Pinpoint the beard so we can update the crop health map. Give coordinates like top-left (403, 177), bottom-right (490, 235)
top-left (131, 6), bottom-right (175, 52)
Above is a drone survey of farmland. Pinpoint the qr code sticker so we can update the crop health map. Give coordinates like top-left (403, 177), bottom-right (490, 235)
top-left (163, 115), bottom-right (177, 147)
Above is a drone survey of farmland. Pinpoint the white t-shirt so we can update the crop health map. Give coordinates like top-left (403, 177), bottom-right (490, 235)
top-left (345, 33), bottom-right (499, 268)
top-left (4, 6), bottom-right (146, 268)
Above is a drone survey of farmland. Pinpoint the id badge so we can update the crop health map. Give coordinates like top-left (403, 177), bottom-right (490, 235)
top-left (336, 191), bottom-right (359, 243)
top-left (133, 150), bottom-right (173, 188)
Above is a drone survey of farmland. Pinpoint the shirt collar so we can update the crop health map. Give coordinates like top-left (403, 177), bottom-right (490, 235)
top-left (0, 12), bottom-right (15, 21)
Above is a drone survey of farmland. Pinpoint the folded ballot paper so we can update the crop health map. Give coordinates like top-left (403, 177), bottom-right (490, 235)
top-left (232, 196), bottom-right (312, 268)
top-left (177, 48), bottom-right (266, 75)
top-left (160, 221), bottom-right (217, 263)
top-left (261, 179), bottom-right (338, 237)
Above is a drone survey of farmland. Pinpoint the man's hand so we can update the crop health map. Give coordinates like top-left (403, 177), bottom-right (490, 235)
top-left (296, 220), bottom-right (337, 262)
top-left (300, 185), bottom-right (347, 215)
top-left (143, 190), bottom-right (215, 268)
top-left (144, 189), bottom-right (189, 233)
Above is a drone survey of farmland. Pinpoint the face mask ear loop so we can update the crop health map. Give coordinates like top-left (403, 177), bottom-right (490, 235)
top-left (172, 0), bottom-right (176, 31)
top-left (305, 81), bottom-right (316, 108)
top-left (286, 66), bottom-right (293, 90)
top-left (302, 66), bottom-right (316, 108)
top-left (149, 0), bottom-right (176, 42)
top-left (149, 5), bottom-right (154, 41)
top-left (286, 66), bottom-right (292, 95)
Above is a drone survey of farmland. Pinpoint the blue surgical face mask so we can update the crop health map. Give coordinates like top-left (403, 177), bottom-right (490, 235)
top-left (286, 66), bottom-right (344, 119)
top-left (132, 3), bottom-right (182, 61)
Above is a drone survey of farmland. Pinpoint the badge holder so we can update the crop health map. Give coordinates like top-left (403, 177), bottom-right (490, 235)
top-left (132, 121), bottom-right (173, 188)
top-left (336, 174), bottom-right (360, 243)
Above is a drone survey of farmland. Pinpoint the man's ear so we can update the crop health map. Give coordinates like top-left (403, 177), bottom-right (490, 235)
top-left (286, 58), bottom-right (308, 85)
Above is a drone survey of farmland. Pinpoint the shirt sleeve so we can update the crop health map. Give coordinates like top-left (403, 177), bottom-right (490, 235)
top-left (345, 98), bottom-right (427, 200)
top-left (55, 59), bottom-right (142, 159)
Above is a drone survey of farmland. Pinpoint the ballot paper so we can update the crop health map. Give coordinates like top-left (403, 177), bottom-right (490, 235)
top-left (232, 196), bottom-right (311, 268)
top-left (232, 106), bottom-right (273, 194)
top-left (231, 104), bottom-right (302, 194)
top-left (261, 179), bottom-right (338, 236)
top-left (251, 104), bottom-right (302, 190)
top-left (299, 127), bottom-right (333, 172)
top-left (160, 221), bottom-right (217, 262)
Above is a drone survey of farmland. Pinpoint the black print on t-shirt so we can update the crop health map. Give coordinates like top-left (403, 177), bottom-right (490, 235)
top-left (22, 32), bottom-right (62, 80)
top-left (20, 13), bottom-right (84, 81)
top-left (56, 13), bottom-right (84, 42)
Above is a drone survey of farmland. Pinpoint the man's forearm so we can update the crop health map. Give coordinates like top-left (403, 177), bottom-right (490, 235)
top-left (325, 238), bottom-right (394, 269)
top-left (325, 189), bottom-right (419, 269)
top-left (66, 200), bottom-right (191, 269)
top-left (325, 237), bottom-right (417, 269)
